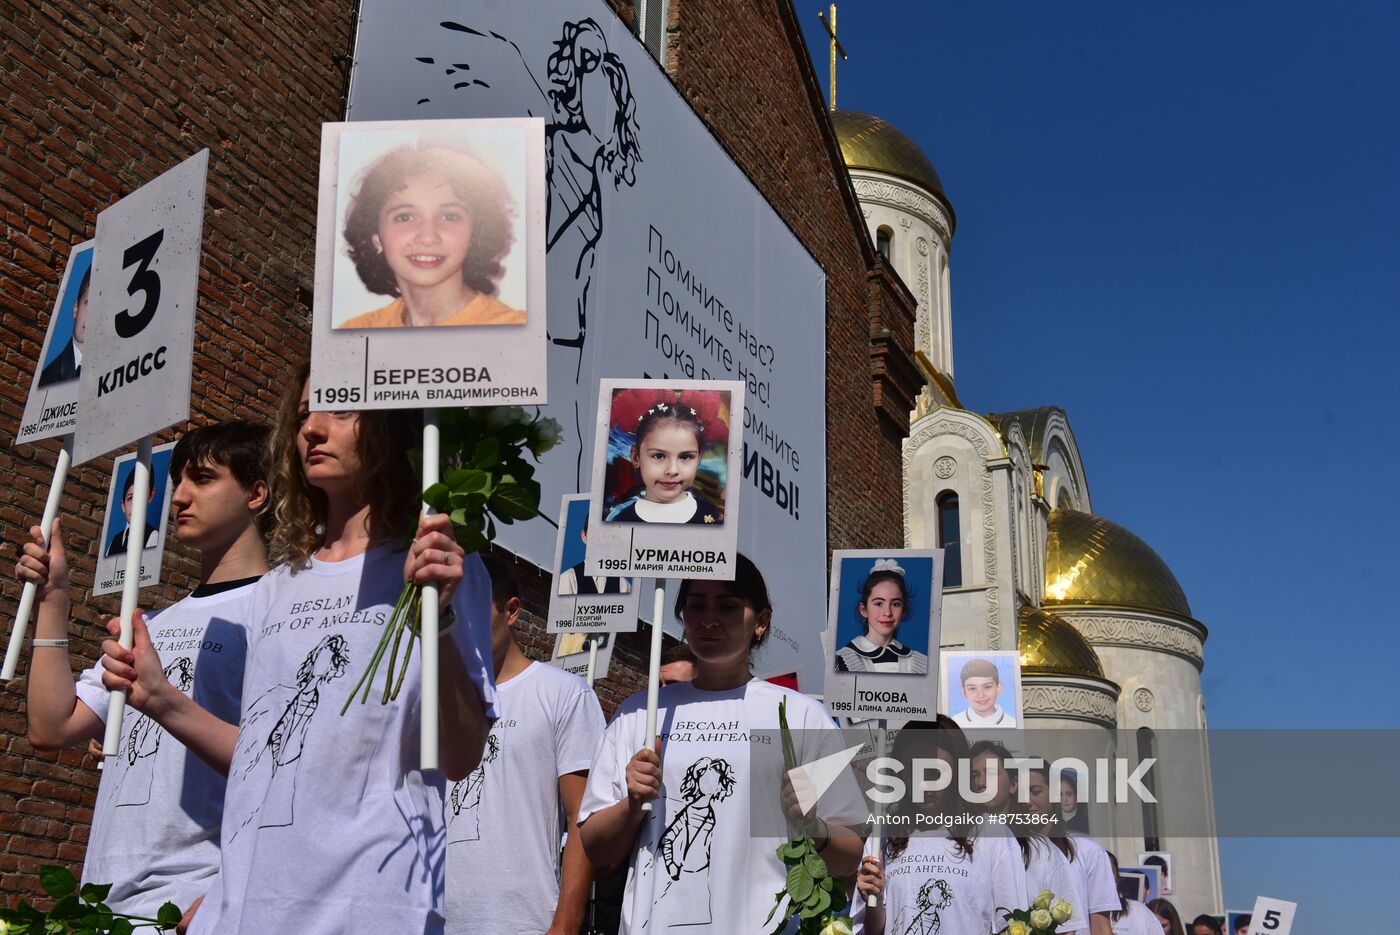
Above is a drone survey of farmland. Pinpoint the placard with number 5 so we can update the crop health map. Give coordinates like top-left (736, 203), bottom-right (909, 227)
top-left (74, 150), bottom-right (208, 464)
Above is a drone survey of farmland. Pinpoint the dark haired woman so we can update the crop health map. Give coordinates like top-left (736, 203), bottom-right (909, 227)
top-left (854, 717), bottom-right (1028, 934)
top-left (340, 143), bottom-right (525, 329)
top-left (577, 555), bottom-right (865, 932)
top-left (835, 559), bottom-right (928, 674)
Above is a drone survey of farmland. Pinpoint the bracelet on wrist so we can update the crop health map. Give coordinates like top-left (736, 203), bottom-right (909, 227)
top-left (32, 638), bottom-right (69, 648)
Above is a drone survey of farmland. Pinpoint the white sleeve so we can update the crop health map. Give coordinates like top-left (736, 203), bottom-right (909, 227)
top-left (74, 658), bottom-right (110, 723)
top-left (577, 712), bottom-right (629, 825)
top-left (447, 553), bottom-right (500, 719)
top-left (991, 840), bottom-right (1031, 933)
top-left (1079, 841), bottom-right (1122, 914)
top-left (795, 695), bottom-right (869, 828)
top-left (1045, 846), bottom-right (1089, 934)
top-left (554, 682), bottom-right (607, 776)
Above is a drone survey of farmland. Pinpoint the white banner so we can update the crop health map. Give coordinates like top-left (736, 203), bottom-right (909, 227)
top-left (309, 118), bottom-right (548, 410)
top-left (74, 151), bottom-right (206, 465)
top-left (92, 442), bottom-right (176, 595)
top-left (17, 241), bottom-right (94, 444)
top-left (347, 1), bottom-right (827, 686)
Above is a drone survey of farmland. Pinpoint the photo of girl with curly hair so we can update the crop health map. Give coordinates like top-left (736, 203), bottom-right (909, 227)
top-left (335, 133), bottom-right (527, 329)
top-left (601, 387), bottom-right (730, 524)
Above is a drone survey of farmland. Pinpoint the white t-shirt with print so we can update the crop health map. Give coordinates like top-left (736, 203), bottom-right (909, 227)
top-left (852, 831), bottom-right (1028, 935)
top-left (579, 679), bottom-right (865, 934)
top-left (1068, 834), bottom-right (1122, 915)
top-left (1026, 838), bottom-right (1088, 935)
top-left (187, 546), bottom-right (498, 935)
top-left (1111, 899), bottom-right (1161, 935)
top-left (444, 660), bottom-right (605, 935)
top-left (74, 582), bottom-right (255, 919)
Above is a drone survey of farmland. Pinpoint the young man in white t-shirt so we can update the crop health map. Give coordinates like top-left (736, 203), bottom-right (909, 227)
top-left (16, 421), bottom-right (270, 921)
top-left (445, 558), bottom-right (605, 935)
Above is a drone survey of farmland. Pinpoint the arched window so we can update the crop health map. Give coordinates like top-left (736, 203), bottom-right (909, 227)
top-left (1137, 727), bottom-right (1161, 852)
top-left (876, 226), bottom-right (893, 260)
top-left (936, 490), bottom-right (961, 587)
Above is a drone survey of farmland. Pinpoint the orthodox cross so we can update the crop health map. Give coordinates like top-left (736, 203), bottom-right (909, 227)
top-left (817, 4), bottom-right (848, 111)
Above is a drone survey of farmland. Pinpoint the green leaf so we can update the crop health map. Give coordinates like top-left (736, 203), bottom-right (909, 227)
top-left (446, 468), bottom-right (490, 493)
top-left (422, 482), bottom-right (451, 512)
top-left (457, 525), bottom-right (488, 554)
top-left (786, 863), bottom-right (815, 904)
top-left (490, 482), bottom-right (538, 521)
top-left (803, 850), bottom-right (829, 881)
top-left (79, 882), bottom-right (112, 905)
top-left (776, 839), bottom-right (807, 862)
top-left (49, 894), bottom-right (82, 920)
top-left (109, 918), bottom-right (134, 935)
top-left (471, 437), bottom-right (501, 469)
top-left (156, 901), bottom-right (183, 928)
top-left (38, 865), bottom-right (77, 898)
top-left (799, 884), bottom-right (831, 919)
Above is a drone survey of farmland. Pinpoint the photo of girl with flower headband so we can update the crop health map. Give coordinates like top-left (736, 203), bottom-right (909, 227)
top-left (601, 387), bottom-right (730, 525)
top-left (833, 556), bottom-right (933, 675)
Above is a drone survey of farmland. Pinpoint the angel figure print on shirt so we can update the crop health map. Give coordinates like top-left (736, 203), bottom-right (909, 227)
top-left (647, 756), bottom-right (736, 928)
top-left (112, 656), bottom-right (194, 808)
top-left (447, 732), bottom-right (501, 844)
top-left (231, 634), bottom-right (350, 837)
top-left (903, 877), bottom-right (954, 935)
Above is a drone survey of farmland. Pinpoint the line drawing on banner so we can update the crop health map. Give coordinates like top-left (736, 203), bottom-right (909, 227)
top-left (112, 656), bottom-right (193, 808)
top-left (447, 732), bottom-right (501, 844)
top-left (416, 17), bottom-right (643, 487)
top-left (232, 634), bottom-right (350, 837)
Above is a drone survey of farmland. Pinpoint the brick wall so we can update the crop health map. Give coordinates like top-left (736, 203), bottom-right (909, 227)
top-left (0, 0), bottom-right (917, 906)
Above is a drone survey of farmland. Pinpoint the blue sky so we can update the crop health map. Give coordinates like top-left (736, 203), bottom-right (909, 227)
top-left (801, 1), bottom-right (1398, 927)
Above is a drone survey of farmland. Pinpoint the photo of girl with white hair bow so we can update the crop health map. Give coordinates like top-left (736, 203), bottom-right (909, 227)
top-left (835, 558), bottom-right (930, 675)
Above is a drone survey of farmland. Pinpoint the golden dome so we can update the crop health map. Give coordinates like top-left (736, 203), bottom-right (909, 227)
top-left (1044, 510), bottom-right (1192, 619)
top-left (1018, 605), bottom-right (1105, 679)
top-left (831, 109), bottom-right (949, 204)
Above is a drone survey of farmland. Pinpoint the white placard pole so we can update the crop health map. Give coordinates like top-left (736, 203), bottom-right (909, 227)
top-left (585, 637), bottom-right (598, 687)
top-left (1248, 897), bottom-right (1297, 935)
top-left (867, 719), bottom-right (887, 908)
top-left (420, 410), bottom-right (441, 772)
top-left (640, 581), bottom-right (667, 814)
top-left (103, 436), bottom-right (153, 756)
top-left (1, 435), bottom-right (74, 682)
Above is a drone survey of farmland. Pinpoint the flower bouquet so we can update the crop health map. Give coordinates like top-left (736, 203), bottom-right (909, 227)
top-left (763, 698), bottom-right (855, 935)
top-left (999, 888), bottom-right (1076, 935)
top-left (0, 865), bottom-right (180, 934)
top-left (340, 406), bottom-right (561, 713)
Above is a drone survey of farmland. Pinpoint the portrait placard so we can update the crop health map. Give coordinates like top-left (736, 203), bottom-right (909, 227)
top-left (550, 630), bottom-right (614, 681)
top-left (17, 241), bottom-right (94, 444)
top-left (1137, 851), bottom-right (1173, 896)
top-left (74, 151), bottom-right (206, 465)
top-left (584, 379), bottom-right (744, 581)
top-left (940, 650), bottom-right (1024, 730)
top-left (92, 442), bottom-right (176, 595)
top-left (309, 118), bottom-right (547, 410)
top-left (1120, 864), bottom-right (1161, 904)
top-left (821, 549), bottom-right (942, 721)
top-left (1226, 911), bottom-right (1252, 935)
top-left (1247, 897), bottom-right (1297, 935)
top-left (547, 493), bottom-right (641, 633)
top-left (1118, 870), bottom-right (1147, 904)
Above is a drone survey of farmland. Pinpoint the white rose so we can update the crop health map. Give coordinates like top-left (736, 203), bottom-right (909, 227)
top-left (1033, 889), bottom-right (1055, 910)
top-left (819, 916), bottom-right (854, 935)
top-left (1029, 908), bottom-right (1054, 930)
top-left (1007, 921), bottom-right (1030, 935)
top-left (1051, 899), bottom-right (1073, 923)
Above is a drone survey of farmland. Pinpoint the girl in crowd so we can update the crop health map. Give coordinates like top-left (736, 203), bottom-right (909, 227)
top-left (854, 718), bottom-right (1029, 935)
top-left (101, 364), bottom-right (497, 934)
top-left (339, 142), bottom-right (525, 328)
top-left (1106, 852), bottom-right (1162, 935)
top-left (835, 559), bottom-right (928, 674)
top-left (969, 739), bottom-right (1088, 935)
top-left (1024, 764), bottom-right (1122, 935)
top-left (1148, 898), bottom-right (1187, 935)
top-left (605, 391), bottom-right (725, 524)
top-left (577, 555), bottom-right (864, 931)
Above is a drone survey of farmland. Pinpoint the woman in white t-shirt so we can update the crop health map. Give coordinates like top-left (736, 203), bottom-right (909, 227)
top-left (577, 555), bottom-right (866, 933)
top-left (115, 364), bottom-right (498, 935)
top-left (1107, 852), bottom-right (1163, 935)
top-left (854, 718), bottom-right (1030, 935)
